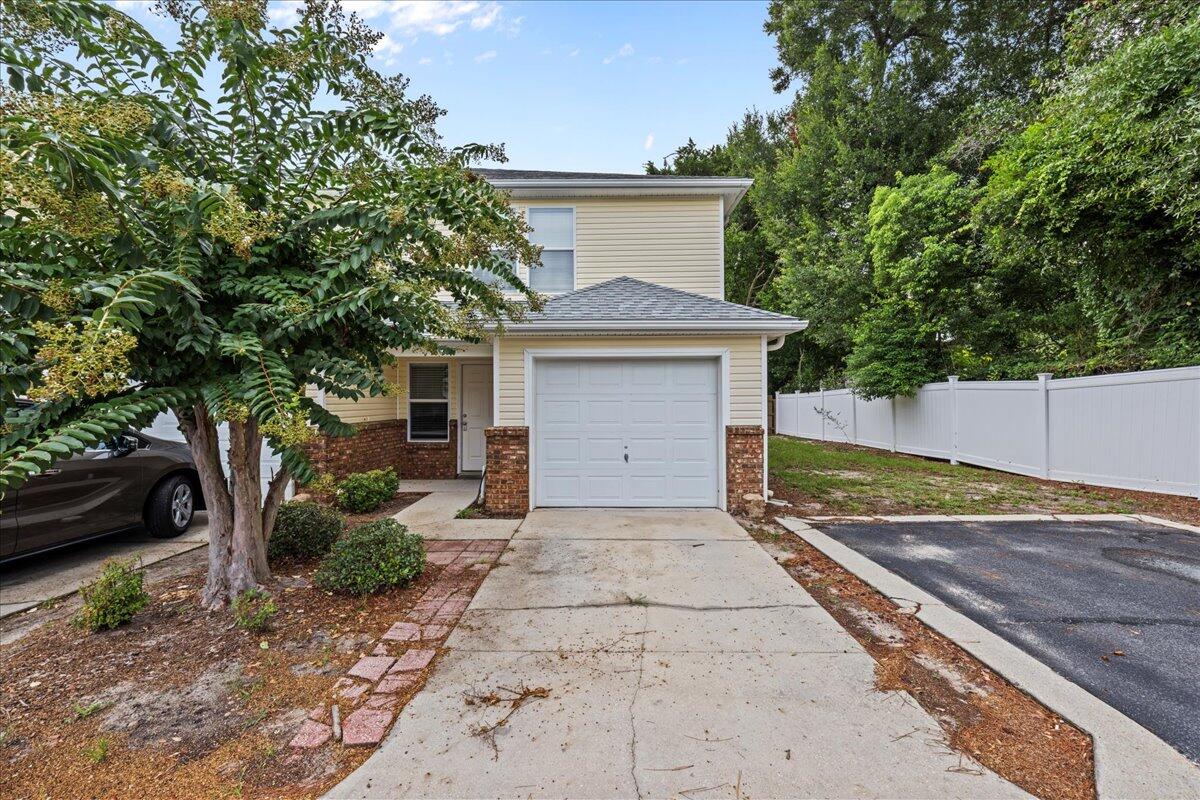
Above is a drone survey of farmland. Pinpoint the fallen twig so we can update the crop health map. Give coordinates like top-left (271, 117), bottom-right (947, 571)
top-left (465, 684), bottom-right (551, 760)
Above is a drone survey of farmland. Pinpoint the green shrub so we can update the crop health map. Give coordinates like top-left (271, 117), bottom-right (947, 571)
top-left (267, 501), bottom-right (345, 561)
top-left (334, 468), bottom-right (399, 513)
top-left (314, 519), bottom-right (425, 596)
top-left (232, 588), bottom-right (277, 632)
top-left (73, 558), bottom-right (150, 632)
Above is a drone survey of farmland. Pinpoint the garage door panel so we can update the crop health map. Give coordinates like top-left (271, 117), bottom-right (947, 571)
top-left (585, 399), bottom-right (623, 425)
top-left (585, 437), bottom-right (624, 465)
top-left (630, 400), bottom-right (667, 425)
top-left (535, 358), bottom-right (719, 507)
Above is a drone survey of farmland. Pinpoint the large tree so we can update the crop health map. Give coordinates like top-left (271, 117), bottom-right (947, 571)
top-left (0, 0), bottom-right (538, 609)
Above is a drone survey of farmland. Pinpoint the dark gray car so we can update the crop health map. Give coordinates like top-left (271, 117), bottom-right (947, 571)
top-left (1, 429), bottom-right (204, 561)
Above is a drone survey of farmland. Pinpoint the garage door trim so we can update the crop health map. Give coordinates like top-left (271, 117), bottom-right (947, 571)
top-left (524, 347), bottom-right (730, 510)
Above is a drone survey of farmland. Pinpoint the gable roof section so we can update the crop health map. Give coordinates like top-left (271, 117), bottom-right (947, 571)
top-left (493, 277), bottom-right (807, 335)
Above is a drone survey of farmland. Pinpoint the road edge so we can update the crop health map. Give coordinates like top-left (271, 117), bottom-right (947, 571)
top-left (777, 516), bottom-right (1200, 800)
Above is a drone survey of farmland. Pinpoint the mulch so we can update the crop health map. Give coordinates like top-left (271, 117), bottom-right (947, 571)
top-left (747, 521), bottom-right (1097, 800)
top-left (0, 536), bottom-right (496, 800)
top-left (343, 492), bottom-right (427, 526)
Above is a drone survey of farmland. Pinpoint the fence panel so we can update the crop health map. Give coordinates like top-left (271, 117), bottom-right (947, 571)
top-left (955, 380), bottom-right (1043, 477)
top-left (774, 366), bottom-right (1200, 497)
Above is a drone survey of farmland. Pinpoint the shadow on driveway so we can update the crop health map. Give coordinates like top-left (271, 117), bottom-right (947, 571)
top-left (821, 518), bottom-right (1200, 764)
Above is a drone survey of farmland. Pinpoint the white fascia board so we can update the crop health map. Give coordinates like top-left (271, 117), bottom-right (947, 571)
top-left (486, 320), bottom-right (809, 335)
top-left (490, 178), bottom-right (753, 218)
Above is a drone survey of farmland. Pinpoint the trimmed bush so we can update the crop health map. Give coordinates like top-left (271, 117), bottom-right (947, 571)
top-left (267, 500), bottom-right (345, 561)
top-left (73, 558), bottom-right (150, 632)
top-left (314, 519), bottom-right (425, 596)
top-left (232, 587), bottom-right (277, 632)
top-left (335, 468), bottom-right (399, 514)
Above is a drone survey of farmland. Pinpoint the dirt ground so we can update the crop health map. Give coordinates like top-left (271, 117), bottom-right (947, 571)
top-left (769, 436), bottom-right (1199, 525)
top-left (747, 520), bottom-right (1097, 800)
top-left (0, 531), bottom-right (495, 799)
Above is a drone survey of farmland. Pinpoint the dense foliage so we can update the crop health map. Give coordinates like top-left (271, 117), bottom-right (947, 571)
top-left (653, 0), bottom-right (1198, 397)
top-left (73, 558), bottom-right (150, 632)
top-left (314, 518), bottom-right (425, 596)
top-left (335, 467), bottom-right (399, 513)
top-left (266, 499), bottom-right (345, 562)
top-left (1, 0), bottom-right (538, 607)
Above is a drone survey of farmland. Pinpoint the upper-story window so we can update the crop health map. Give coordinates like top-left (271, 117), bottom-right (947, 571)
top-left (527, 207), bottom-right (574, 293)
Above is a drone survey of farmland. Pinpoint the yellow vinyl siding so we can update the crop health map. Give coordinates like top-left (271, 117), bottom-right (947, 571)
top-left (309, 357), bottom-right (461, 424)
top-left (519, 197), bottom-right (723, 298)
top-left (496, 335), bottom-right (763, 426)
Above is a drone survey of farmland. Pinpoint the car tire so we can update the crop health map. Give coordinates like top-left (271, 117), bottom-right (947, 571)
top-left (145, 475), bottom-right (195, 538)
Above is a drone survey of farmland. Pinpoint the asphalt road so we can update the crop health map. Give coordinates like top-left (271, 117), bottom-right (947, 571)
top-left (821, 518), bottom-right (1200, 764)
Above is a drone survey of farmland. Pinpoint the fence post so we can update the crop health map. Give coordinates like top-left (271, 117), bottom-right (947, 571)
top-left (948, 376), bottom-right (959, 465)
top-left (1038, 373), bottom-right (1053, 478)
top-left (889, 396), bottom-right (898, 453)
top-left (849, 391), bottom-right (858, 445)
top-left (774, 391), bottom-right (779, 434)
top-left (819, 387), bottom-right (826, 441)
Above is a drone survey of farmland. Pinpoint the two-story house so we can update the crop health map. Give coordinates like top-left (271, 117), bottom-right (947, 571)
top-left (304, 169), bottom-right (807, 515)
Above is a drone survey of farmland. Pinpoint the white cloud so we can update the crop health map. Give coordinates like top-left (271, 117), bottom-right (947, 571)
top-left (603, 42), bottom-right (634, 64)
top-left (643, 132), bottom-right (655, 151)
top-left (569, 48), bottom-right (580, 58)
top-left (418, 56), bottom-right (434, 65)
top-left (676, 57), bottom-right (690, 65)
top-left (373, 33), bottom-right (404, 57)
top-left (335, 1), bottom-right (504, 36)
top-left (267, 0), bottom-right (303, 26)
top-left (474, 49), bottom-right (497, 63)
top-left (647, 55), bottom-right (662, 64)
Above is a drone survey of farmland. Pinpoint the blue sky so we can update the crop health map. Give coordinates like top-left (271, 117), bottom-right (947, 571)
top-left (114, 1), bottom-right (784, 173)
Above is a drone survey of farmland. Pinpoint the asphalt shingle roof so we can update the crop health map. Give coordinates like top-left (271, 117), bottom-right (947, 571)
top-left (517, 276), bottom-right (802, 326)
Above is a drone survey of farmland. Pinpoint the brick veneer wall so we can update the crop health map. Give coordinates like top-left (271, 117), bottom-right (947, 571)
top-left (303, 419), bottom-right (458, 480)
top-left (484, 426), bottom-right (529, 514)
top-left (726, 425), bottom-right (765, 515)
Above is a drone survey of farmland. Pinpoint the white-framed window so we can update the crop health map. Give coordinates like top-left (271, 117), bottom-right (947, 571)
top-left (408, 363), bottom-right (449, 442)
top-left (471, 253), bottom-right (516, 290)
top-left (527, 207), bottom-right (574, 293)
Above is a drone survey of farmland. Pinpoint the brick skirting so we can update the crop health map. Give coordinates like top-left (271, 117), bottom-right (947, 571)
top-left (303, 419), bottom-right (458, 481)
top-left (484, 426), bottom-right (529, 514)
top-left (726, 425), bottom-right (765, 516)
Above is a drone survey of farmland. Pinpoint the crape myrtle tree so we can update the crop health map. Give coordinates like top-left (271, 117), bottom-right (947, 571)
top-left (0, 0), bottom-right (539, 609)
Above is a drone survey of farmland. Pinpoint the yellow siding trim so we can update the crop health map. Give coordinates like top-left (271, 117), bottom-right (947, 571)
top-left (496, 335), bottom-right (763, 426)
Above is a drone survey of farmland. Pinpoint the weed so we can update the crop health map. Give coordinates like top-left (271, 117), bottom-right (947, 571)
top-left (455, 505), bottom-right (479, 519)
top-left (71, 700), bottom-right (107, 720)
top-left (84, 737), bottom-right (109, 764)
top-left (626, 593), bottom-right (649, 606)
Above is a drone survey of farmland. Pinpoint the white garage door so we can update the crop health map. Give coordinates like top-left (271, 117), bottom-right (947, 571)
top-left (534, 358), bottom-right (720, 507)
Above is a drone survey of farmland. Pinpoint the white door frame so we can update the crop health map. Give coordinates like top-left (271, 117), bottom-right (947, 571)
top-left (457, 360), bottom-right (493, 473)
top-left (524, 347), bottom-right (730, 510)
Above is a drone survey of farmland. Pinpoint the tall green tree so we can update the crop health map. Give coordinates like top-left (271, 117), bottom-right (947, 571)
top-left (756, 0), bottom-right (1080, 391)
top-left (0, 0), bottom-right (537, 608)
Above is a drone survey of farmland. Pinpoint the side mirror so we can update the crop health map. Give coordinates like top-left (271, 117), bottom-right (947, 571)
top-left (113, 434), bottom-right (140, 456)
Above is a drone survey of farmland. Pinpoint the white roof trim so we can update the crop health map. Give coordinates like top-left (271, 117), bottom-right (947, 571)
top-left (488, 177), bottom-right (753, 220)
top-left (487, 319), bottom-right (809, 334)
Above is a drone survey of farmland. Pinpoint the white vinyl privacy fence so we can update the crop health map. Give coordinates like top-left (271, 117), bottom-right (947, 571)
top-left (775, 366), bottom-right (1200, 498)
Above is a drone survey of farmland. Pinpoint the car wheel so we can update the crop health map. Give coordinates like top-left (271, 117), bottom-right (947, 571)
top-left (146, 475), bottom-right (195, 538)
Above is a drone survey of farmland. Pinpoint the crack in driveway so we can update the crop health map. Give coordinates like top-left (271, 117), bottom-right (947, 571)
top-left (468, 601), bottom-right (820, 612)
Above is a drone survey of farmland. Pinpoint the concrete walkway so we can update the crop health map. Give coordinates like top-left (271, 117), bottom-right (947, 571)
top-left (393, 479), bottom-right (522, 540)
top-left (329, 509), bottom-right (1025, 799)
top-left (0, 513), bottom-right (209, 618)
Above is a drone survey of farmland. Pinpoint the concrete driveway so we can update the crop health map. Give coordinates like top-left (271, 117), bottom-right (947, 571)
top-left (0, 513), bottom-right (209, 618)
top-left (819, 518), bottom-right (1200, 764)
top-left (330, 508), bottom-right (1025, 799)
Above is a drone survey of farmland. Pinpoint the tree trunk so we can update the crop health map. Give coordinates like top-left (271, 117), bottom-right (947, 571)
top-left (180, 403), bottom-right (276, 610)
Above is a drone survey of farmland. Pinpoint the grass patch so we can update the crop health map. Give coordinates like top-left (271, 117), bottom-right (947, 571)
top-left (768, 436), bottom-right (1135, 516)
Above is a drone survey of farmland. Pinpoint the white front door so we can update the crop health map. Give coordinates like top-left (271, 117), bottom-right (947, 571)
top-left (534, 358), bottom-right (720, 507)
top-left (460, 363), bottom-right (492, 472)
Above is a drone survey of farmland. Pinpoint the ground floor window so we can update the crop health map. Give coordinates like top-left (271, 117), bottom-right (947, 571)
top-left (408, 363), bottom-right (449, 441)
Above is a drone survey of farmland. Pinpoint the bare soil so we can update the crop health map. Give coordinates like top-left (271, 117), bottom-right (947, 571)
top-left (747, 520), bottom-right (1097, 800)
top-left (0, 538), bottom-right (492, 799)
